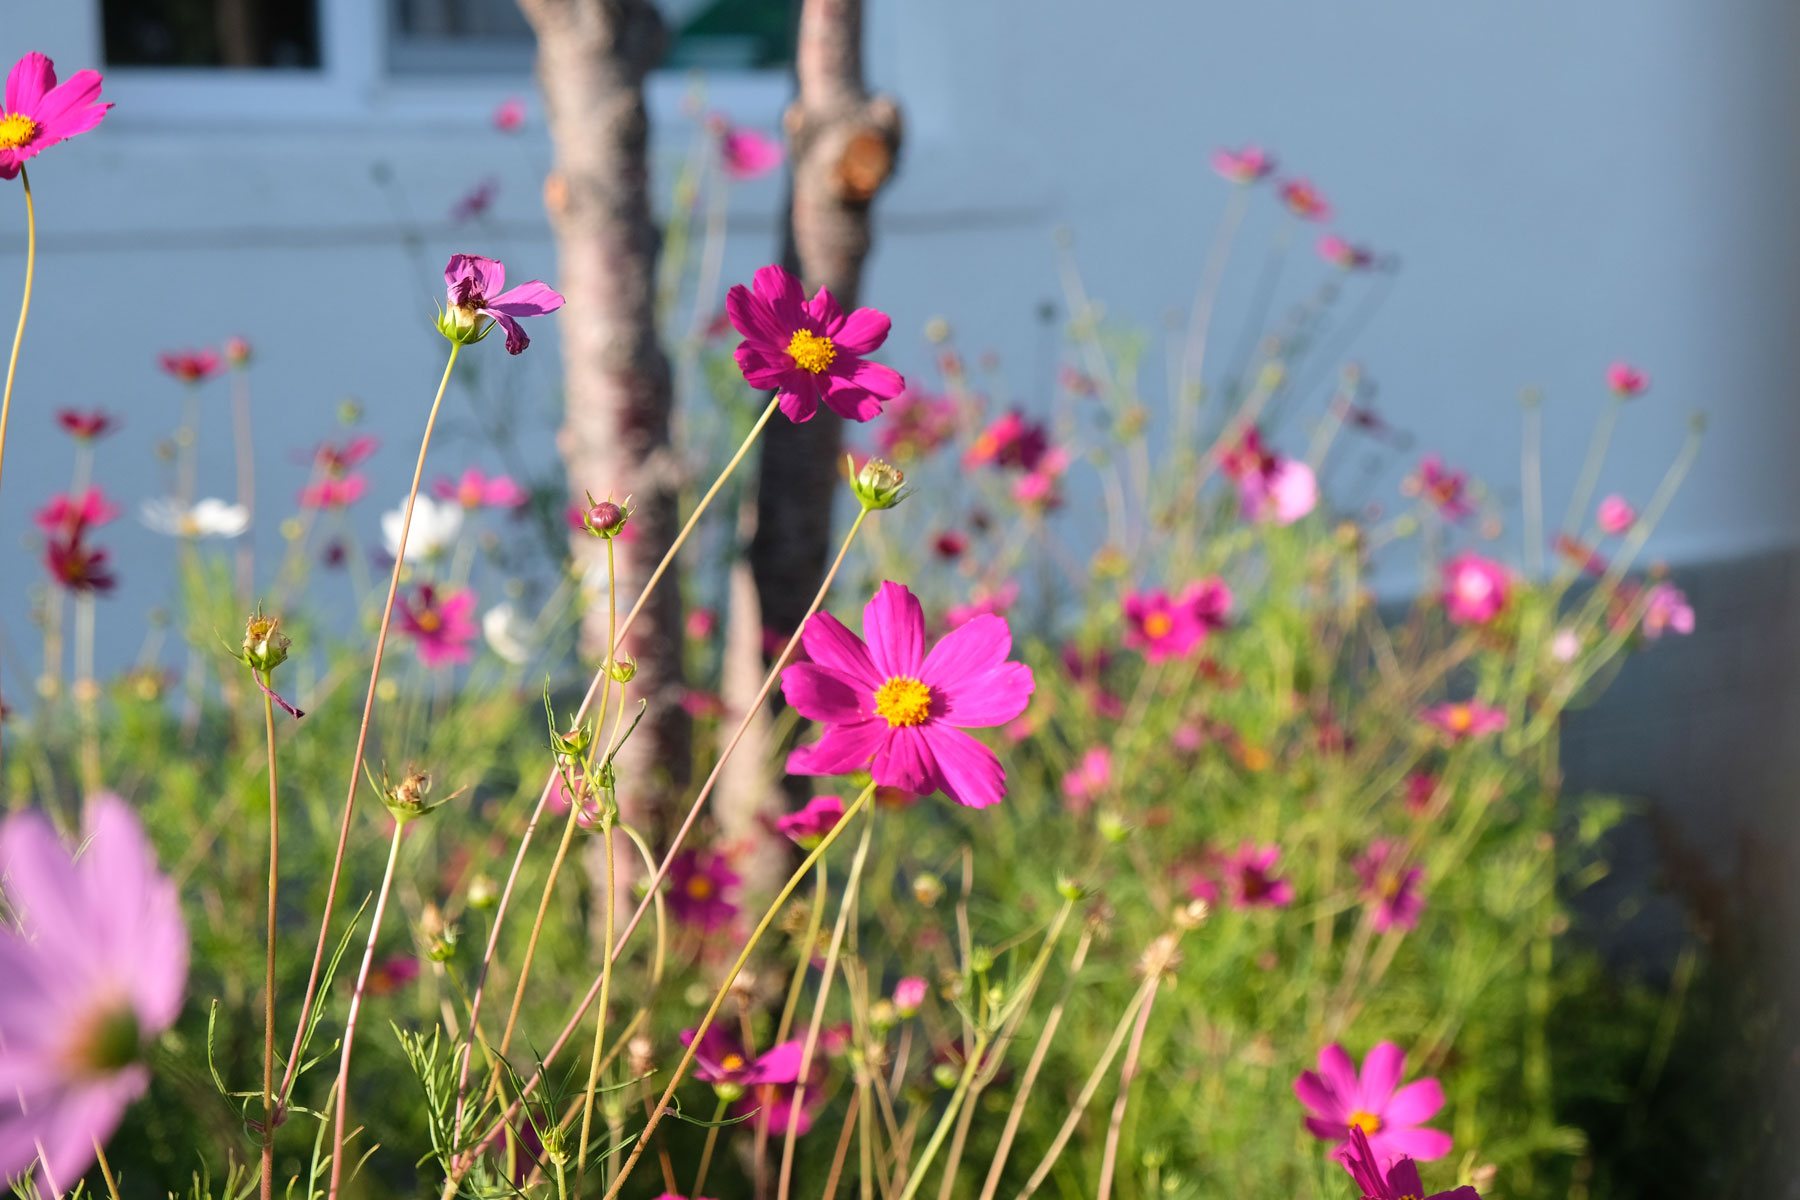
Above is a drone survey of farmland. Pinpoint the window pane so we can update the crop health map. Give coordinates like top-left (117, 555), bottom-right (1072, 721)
top-left (103, 0), bottom-right (322, 68)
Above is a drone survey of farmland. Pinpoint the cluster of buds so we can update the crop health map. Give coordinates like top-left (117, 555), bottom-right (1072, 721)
top-left (578, 492), bottom-right (630, 539)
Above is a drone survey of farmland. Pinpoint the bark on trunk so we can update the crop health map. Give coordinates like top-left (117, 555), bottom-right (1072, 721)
top-left (520, 0), bottom-right (691, 853)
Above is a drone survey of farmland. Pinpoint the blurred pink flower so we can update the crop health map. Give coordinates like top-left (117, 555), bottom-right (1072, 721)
top-left (1551, 628), bottom-right (1582, 662)
top-left (443, 253), bottom-right (565, 355)
top-left (308, 435), bottom-right (378, 474)
top-left (667, 848), bottom-right (740, 931)
top-left (782, 581), bottom-right (1035, 810)
top-left (1061, 747), bottom-right (1112, 814)
top-left (450, 174), bottom-right (500, 224)
top-left (1403, 771), bottom-right (1437, 816)
top-left (933, 530), bottom-right (968, 559)
top-left (299, 474), bottom-right (368, 510)
top-left (1295, 1041), bottom-right (1452, 1163)
top-left (1226, 428), bottom-right (1316, 524)
top-left (1317, 234), bottom-right (1373, 270)
top-left (0, 53), bottom-right (111, 181)
top-left (1122, 579), bottom-right (1231, 662)
top-left (964, 410), bottom-right (1050, 472)
top-left (1012, 446), bottom-right (1070, 510)
top-left (43, 536), bottom-right (114, 593)
top-left (944, 581), bottom-right (1018, 630)
top-left (1596, 494), bottom-right (1635, 536)
top-left (1641, 582), bottom-right (1694, 639)
top-left (1441, 553), bottom-right (1509, 625)
top-left (1415, 455), bottom-right (1474, 521)
top-left (223, 335), bottom-right (252, 367)
top-left (1280, 178), bottom-right (1331, 221)
top-left (396, 584), bottom-right (478, 667)
top-left (776, 794), bottom-right (846, 849)
top-left (56, 408), bottom-right (117, 441)
top-left (34, 487), bottom-right (119, 539)
top-left (1354, 840), bottom-right (1425, 932)
top-left (434, 466), bottom-right (528, 510)
top-left (0, 797), bottom-right (188, 1193)
top-left (1606, 361), bottom-right (1648, 397)
top-left (717, 121), bottom-right (783, 180)
top-left (1421, 700), bottom-right (1506, 742)
top-left (728, 264), bottom-right (903, 422)
top-left (682, 1026), bottom-right (802, 1091)
top-left (365, 955), bottom-right (421, 997)
top-left (158, 348), bottom-right (221, 383)
top-left (492, 96), bottom-right (526, 132)
top-left (1212, 144), bottom-right (1275, 185)
top-left (876, 387), bottom-right (959, 461)
top-left (893, 976), bottom-right (929, 1017)
top-left (687, 607), bottom-right (718, 640)
top-left (1224, 842), bottom-right (1293, 909)
top-left (1341, 1126), bottom-right (1480, 1200)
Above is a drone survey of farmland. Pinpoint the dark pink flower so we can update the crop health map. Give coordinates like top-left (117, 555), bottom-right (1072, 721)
top-left (1223, 842), bottom-right (1293, 909)
top-left (1421, 701), bottom-right (1506, 742)
top-left (0, 797), bottom-right (188, 1192)
top-left (396, 584), bottom-right (478, 667)
top-left (41, 534), bottom-right (115, 595)
top-left (34, 487), bottom-right (119, 539)
top-left (492, 96), bottom-right (526, 132)
top-left (727, 264), bottom-right (904, 423)
top-left (1318, 234), bottom-right (1373, 270)
top-left (1340, 1126), bottom-right (1480, 1200)
top-left (1295, 1041), bottom-right (1452, 1164)
top-left (782, 581), bottom-right (1036, 810)
top-left (307, 435), bottom-right (379, 475)
top-left (892, 976), bottom-right (929, 1017)
top-left (1415, 455), bottom-right (1474, 521)
top-left (1122, 579), bottom-right (1231, 662)
top-left (434, 466), bottom-right (529, 510)
top-left (875, 387), bottom-right (959, 461)
top-left (1441, 554), bottom-right (1509, 625)
top-left (1596, 494), bottom-right (1635, 536)
top-left (1641, 582), bottom-right (1694, 639)
top-left (1061, 747), bottom-right (1112, 814)
top-left (933, 531), bottom-right (968, 559)
top-left (1606, 362), bottom-right (1647, 397)
top-left (717, 122), bottom-right (783, 180)
top-left (1212, 144), bottom-right (1275, 185)
top-left (776, 794), bottom-right (846, 849)
top-left (686, 607), bottom-right (718, 640)
top-left (55, 409), bottom-right (116, 441)
top-left (158, 348), bottom-right (222, 384)
top-left (365, 955), bottom-right (421, 997)
top-left (298, 474), bottom-right (368, 509)
top-left (0, 53), bottom-right (110, 181)
top-left (681, 1026), bottom-right (803, 1091)
top-left (1280, 178), bottom-right (1332, 221)
top-left (443, 254), bottom-right (565, 355)
top-left (1403, 771), bottom-right (1437, 817)
top-left (1354, 841), bottom-right (1426, 932)
top-left (964, 410), bottom-right (1050, 472)
top-left (450, 175), bottom-right (500, 224)
top-left (738, 1078), bottom-right (823, 1137)
top-left (667, 848), bottom-right (740, 931)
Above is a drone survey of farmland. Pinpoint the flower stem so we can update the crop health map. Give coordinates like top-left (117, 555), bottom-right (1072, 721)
top-left (896, 1028), bottom-right (990, 1200)
top-left (690, 1094), bottom-right (731, 1199)
top-left (231, 362), bottom-right (257, 602)
top-left (93, 1137), bottom-right (122, 1200)
top-left (1094, 975), bottom-right (1162, 1200)
top-left (328, 819), bottom-right (407, 1200)
top-left (573, 808), bottom-right (618, 1193)
top-left (281, 342), bottom-right (460, 1108)
top-left (0, 164), bottom-right (36, 779)
top-left (754, 858), bottom-right (828, 1185)
top-left (260, 675), bottom-right (281, 1200)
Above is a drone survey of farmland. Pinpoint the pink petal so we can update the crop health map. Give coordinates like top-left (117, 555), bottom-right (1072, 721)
top-left (777, 378), bottom-right (821, 423)
top-left (787, 719), bottom-right (888, 776)
top-left (752, 264), bottom-right (807, 330)
top-left (486, 279), bottom-right (565, 318)
top-left (445, 253), bottom-right (504, 299)
top-left (863, 582), bottom-right (927, 679)
top-left (781, 662), bottom-right (870, 725)
top-left (1382, 1077), bottom-right (1445, 1128)
top-left (869, 724), bottom-right (938, 797)
top-left (736, 345), bottom-right (795, 390)
top-left (0, 810), bottom-right (85, 952)
top-left (1387, 1159), bottom-right (1427, 1197)
top-left (1316, 1044), bottom-right (1360, 1103)
top-left (490, 311), bottom-right (529, 354)
top-left (805, 285), bottom-right (844, 329)
top-left (921, 614), bottom-right (1012, 687)
top-left (1303, 1115), bottom-right (1345, 1142)
top-left (6, 53), bottom-right (54, 115)
top-left (799, 611), bottom-right (882, 692)
top-left (827, 356), bottom-right (906, 400)
top-left (1294, 1068), bottom-right (1344, 1120)
top-left (726, 282), bottom-right (789, 349)
top-left (831, 307), bottom-right (891, 356)
top-left (932, 662), bottom-right (1033, 729)
top-left (748, 1039), bottom-right (807, 1084)
top-left (820, 375), bottom-right (890, 423)
top-left (31, 69), bottom-right (107, 138)
top-left (1375, 1126), bottom-right (1453, 1163)
top-left (1357, 1041), bottom-right (1406, 1110)
top-left (922, 725), bottom-right (1007, 809)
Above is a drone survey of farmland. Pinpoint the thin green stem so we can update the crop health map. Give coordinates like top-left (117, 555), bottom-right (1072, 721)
top-left (259, 677), bottom-right (281, 1200)
top-left (690, 1094), bottom-right (731, 1199)
top-left (896, 1029), bottom-right (990, 1200)
top-left (0, 165), bottom-right (36, 780)
top-left (93, 1138), bottom-right (122, 1200)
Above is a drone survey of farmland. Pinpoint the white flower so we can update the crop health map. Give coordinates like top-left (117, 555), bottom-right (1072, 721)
top-left (482, 602), bottom-right (535, 665)
top-left (382, 495), bottom-right (463, 563)
top-left (141, 497), bottom-right (251, 539)
top-left (1550, 628), bottom-right (1581, 663)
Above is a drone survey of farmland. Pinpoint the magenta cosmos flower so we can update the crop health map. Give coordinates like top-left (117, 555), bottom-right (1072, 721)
top-left (1422, 700), bottom-right (1506, 742)
top-left (1223, 842), bottom-right (1294, 909)
top-left (1341, 1127), bottom-right (1479, 1200)
top-left (1606, 361), bottom-right (1648, 397)
top-left (35, 487), bottom-right (119, 539)
top-left (441, 253), bottom-right (566, 355)
top-left (1414, 455), bottom-right (1474, 521)
top-left (1318, 234), bottom-right (1373, 270)
top-left (875, 387), bottom-right (959, 461)
top-left (683, 1026), bottom-right (804, 1095)
top-left (892, 976), bottom-right (929, 1017)
top-left (775, 794), bottom-right (846, 849)
top-left (782, 581), bottom-right (1035, 810)
top-left (158, 348), bottom-right (222, 384)
top-left (1597, 494), bottom-right (1636, 536)
top-left (1641, 582), bottom-right (1694, 639)
top-left (1280, 178), bottom-right (1332, 221)
top-left (1122, 579), bottom-right (1231, 662)
top-left (56, 409), bottom-right (117, 442)
top-left (715, 120), bottom-right (784, 180)
top-left (667, 848), bottom-right (740, 931)
top-left (1295, 1042), bottom-right (1452, 1164)
top-left (1225, 428), bottom-right (1316, 525)
top-left (727, 265), bottom-right (904, 423)
top-left (298, 475), bottom-right (367, 510)
top-left (0, 54), bottom-right (110, 181)
top-left (434, 466), bottom-right (529, 510)
top-left (1354, 840), bottom-right (1426, 933)
top-left (1441, 553), bottom-right (1509, 625)
top-left (396, 584), bottom-right (478, 667)
top-left (0, 797), bottom-right (189, 1194)
top-left (492, 96), bottom-right (526, 132)
top-left (1212, 144), bottom-right (1275, 185)
top-left (1061, 747), bottom-right (1112, 814)
top-left (965, 410), bottom-right (1050, 471)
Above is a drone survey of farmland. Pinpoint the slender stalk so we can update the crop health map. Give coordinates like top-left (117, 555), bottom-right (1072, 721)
top-left (0, 165), bottom-right (37, 778)
top-left (280, 342), bottom-right (460, 1105)
top-left (822, 1090), bottom-right (861, 1200)
top-left (259, 677), bottom-right (281, 1200)
top-left (755, 859), bottom-right (828, 1187)
top-left (74, 593), bottom-right (98, 793)
top-left (1176, 185), bottom-right (1250, 439)
top-left (328, 820), bottom-right (407, 1200)
top-left (574, 749), bottom-right (619, 1191)
top-left (690, 1094), bottom-right (731, 1199)
top-left (895, 1028), bottom-right (990, 1200)
top-left (1094, 976), bottom-right (1161, 1200)
top-left (231, 361), bottom-right (257, 602)
top-left (92, 1138), bottom-right (122, 1200)
top-left (1560, 395), bottom-right (1622, 538)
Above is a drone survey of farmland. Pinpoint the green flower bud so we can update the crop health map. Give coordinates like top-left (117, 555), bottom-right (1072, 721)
top-left (467, 874), bottom-right (499, 910)
top-left (241, 609), bottom-right (290, 673)
top-left (608, 653), bottom-right (637, 683)
top-left (851, 457), bottom-right (909, 512)
top-left (436, 301), bottom-right (491, 347)
top-left (911, 872), bottom-right (945, 907)
top-left (932, 1063), bottom-right (959, 1090)
top-left (1056, 877), bottom-right (1087, 901)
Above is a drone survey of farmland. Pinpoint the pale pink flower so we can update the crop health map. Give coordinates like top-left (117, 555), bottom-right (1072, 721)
top-left (1212, 144), bottom-right (1275, 185)
top-left (1606, 362), bottom-right (1648, 397)
top-left (1441, 553), bottom-right (1509, 625)
top-left (1060, 747), bottom-right (1112, 814)
top-left (944, 581), bottom-right (1018, 631)
top-left (1421, 701), bottom-right (1506, 742)
top-left (434, 466), bottom-right (529, 510)
top-left (892, 976), bottom-right (929, 1017)
top-left (1226, 428), bottom-right (1316, 524)
top-left (1280, 179), bottom-right (1331, 221)
top-left (1353, 840), bottom-right (1425, 932)
top-left (1551, 628), bottom-right (1582, 662)
top-left (1317, 234), bottom-right (1373, 270)
top-left (1597, 495), bottom-right (1636, 536)
top-left (299, 474), bottom-right (368, 510)
top-left (1641, 583), bottom-right (1694, 640)
top-left (775, 794), bottom-right (846, 850)
top-left (492, 96), bottom-right (526, 132)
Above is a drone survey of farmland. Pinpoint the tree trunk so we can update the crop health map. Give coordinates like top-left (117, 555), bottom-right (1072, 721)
top-left (717, 0), bottom-right (902, 900)
top-left (520, 0), bottom-right (691, 855)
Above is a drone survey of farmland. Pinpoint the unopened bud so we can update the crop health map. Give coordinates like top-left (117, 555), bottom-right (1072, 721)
top-left (608, 653), bottom-right (637, 683)
top-left (969, 945), bottom-right (995, 974)
top-left (912, 872), bottom-right (945, 907)
top-left (242, 609), bottom-right (290, 673)
top-left (551, 721), bottom-right (593, 761)
top-left (1097, 810), bottom-right (1129, 843)
top-left (467, 874), bottom-right (499, 910)
top-left (582, 494), bottom-right (630, 539)
top-left (851, 457), bottom-right (908, 511)
top-left (870, 999), bottom-right (898, 1031)
top-left (1056, 877), bottom-right (1087, 901)
top-left (223, 335), bottom-right (252, 367)
top-left (932, 1063), bottom-right (959, 1090)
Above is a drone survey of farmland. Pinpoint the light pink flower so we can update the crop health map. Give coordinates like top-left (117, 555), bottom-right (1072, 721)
top-left (717, 122), bottom-right (783, 180)
top-left (443, 254), bottom-right (565, 355)
top-left (1354, 840), bottom-right (1425, 932)
top-left (1227, 429), bottom-right (1316, 524)
top-left (1606, 362), bottom-right (1648, 397)
top-left (0, 53), bottom-right (110, 181)
top-left (1061, 747), bottom-right (1112, 814)
top-left (782, 581), bottom-right (1035, 809)
top-left (1597, 495), bottom-right (1635, 536)
top-left (1317, 234), bottom-right (1373, 270)
top-left (728, 265), bottom-right (903, 423)
top-left (298, 475), bottom-right (368, 510)
top-left (874, 387), bottom-right (959, 461)
top-left (396, 584), bottom-right (478, 667)
top-left (34, 487), bottom-right (119, 539)
top-left (776, 794), bottom-right (846, 850)
top-left (1223, 842), bottom-right (1293, 909)
top-left (0, 797), bottom-right (188, 1193)
top-left (1122, 579), bottom-right (1232, 662)
top-left (1011, 446), bottom-right (1070, 510)
top-left (1280, 179), bottom-right (1331, 221)
top-left (944, 581), bottom-right (1018, 631)
top-left (964, 410), bottom-right (1050, 472)
top-left (1441, 553), bottom-right (1509, 625)
top-left (1641, 582), bottom-right (1694, 639)
top-left (667, 849), bottom-right (740, 931)
top-left (492, 96), bottom-right (526, 132)
top-left (1421, 701), bottom-right (1506, 742)
top-left (1415, 455), bottom-right (1474, 521)
top-left (434, 467), bottom-right (529, 510)
top-left (892, 976), bottom-right (929, 1018)
top-left (1212, 144), bottom-right (1275, 185)
top-left (1295, 1041), bottom-right (1452, 1164)
top-left (223, 335), bottom-right (252, 367)
top-left (1551, 628), bottom-right (1582, 662)
top-left (306, 435), bottom-right (378, 475)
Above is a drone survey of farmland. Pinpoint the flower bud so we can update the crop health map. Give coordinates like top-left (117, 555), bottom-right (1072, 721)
top-left (242, 610), bottom-right (291, 673)
top-left (1098, 810), bottom-right (1129, 843)
top-left (911, 872), bottom-right (945, 907)
top-left (851, 457), bottom-right (908, 512)
top-left (436, 301), bottom-right (490, 347)
top-left (608, 653), bottom-right (637, 683)
top-left (932, 1063), bottom-right (960, 1090)
top-left (582, 494), bottom-right (630, 539)
top-left (969, 945), bottom-right (995, 974)
top-left (711, 1080), bottom-right (746, 1103)
top-left (870, 999), bottom-right (898, 1032)
top-left (467, 874), bottom-right (499, 910)
top-left (224, 335), bottom-right (252, 367)
top-left (551, 721), bottom-right (593, 761)
top-left (1056, 876), bottom-right (1087, 901)
top-left (383, 768), bottom-right (437, 824)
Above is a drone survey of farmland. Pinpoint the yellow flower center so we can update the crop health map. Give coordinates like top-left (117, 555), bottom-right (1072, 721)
top-left (720, 1053), bottom-right (746, 1072)
top-left (1447, 705), bottom-right (1473, 732)
top-left (1348, 1110), bottom-right (1382, 1134)
top-left (687, 875), bottom-right (714, 899)
top-left (874, 676), bottom-right (933, 727)
top-left (1142, 611), bottom-right (1174, 639)
top-left (0, 113), bottom-right (37, 150)
top-left (787, 329), bottom-right (837, 374)
top-left (416, 610), bottom-right (443, 633)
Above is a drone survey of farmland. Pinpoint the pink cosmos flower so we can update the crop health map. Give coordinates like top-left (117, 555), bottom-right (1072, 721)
top-left (716, 121), bottom-right (784, 180)
top-left (1354, 840), bottom-right (1426, 932)
top-left (776, 794), bottom-right (846, 849)
top-left (396, 584), bottom-right (478, 667)
top-left (1341, 1126), bottom-right (1480, 1200)
top-left (443, 254), bottom-right (566, 355)
top-left (1415, 455), bottom-right (1474, 521)
top-left (1441, 554), bottom-right (1509, 625)
top-left (434, 467), bottom-right (529, 510)
top-left (492, 96), bottom-right (526, 132)
top-left (1061, 747), bottom-right (1112, 814)
top-left (0, 797), bottom-right (188, 1194)
top-left (782, 581), bottom-right (1036, 810)
top-left (727, 264), bottom-right (904, 423)
top-left (667, 848), bottom-right (740, 931)
top-left (1012, 446), bottom-right (1070, 510)
top-left (1122, 579), bottom-right (1232, 662)
top-left (1597, 494), bottom-right (1635, 536)
top-left (964, 410), bottom-right (1050, 472)
top-left (35, 487), bottom-right (119, 539)
top-left (158, 348), bottom-right (222, 383)
top-left (43, 536), bottom-right (115, 593)
top-left (875, 387), bottom-right (959, 461)
top-left (223, 335), bottom-right (252, 367)
top-left (1403, 771), bottom-right (1437, 817)
top-left (1226, 428), bottom-right (1316, 524)
top-left (0, 53), bottom-right (110, 181)
top-left (1280, 179), bottom-right (1331, 221)
top-left (943, 581), bottom-right (1018, 633)
top-left (55, 409), bottom-right (117, 441)
top-left (450, 175), bottom-right (500, 224)
top-left (1421, 701), bottom-right (1506, 742)
top-left (1641, 582), bottom-right (1694, 639)
top-left (1318, 234), bottom-right (1373, 270)
top-left (682, 1026), bottom-right (804, 1092)
top-left (933, 531), bottom-right (967, 559)
top-left (298, 474), bottom-right (368, 510)
top-left (1212, 144), bottom-right (1275, 185)
top-left (1223, 842), bottom-right (1294, 909)
top-left (1295, 1042), bottom-right (1453, 1164)
top-left (687, 608), bottom-right (718, 640)
top-left (307, 435), bottom-right (379, 474)
top-left (892, 976), bottom-right (929, 1017)
top-left (1606, 362), bottom-right (1647, 397)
